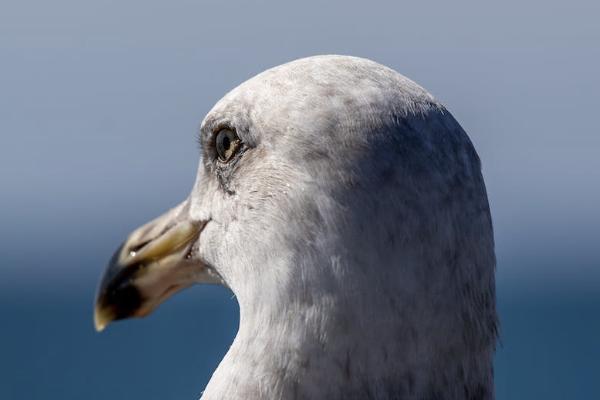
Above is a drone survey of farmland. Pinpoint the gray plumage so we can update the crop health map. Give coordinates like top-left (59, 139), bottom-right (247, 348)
top-left (184, 55), bottom-right (498, 399)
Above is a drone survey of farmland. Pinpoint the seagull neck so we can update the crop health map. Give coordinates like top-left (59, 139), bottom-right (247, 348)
top-left (202, 282), bottom-right (494, 400)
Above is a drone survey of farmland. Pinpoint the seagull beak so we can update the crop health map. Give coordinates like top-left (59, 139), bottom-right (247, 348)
top-left (94, 209), bottom-right (220, 332)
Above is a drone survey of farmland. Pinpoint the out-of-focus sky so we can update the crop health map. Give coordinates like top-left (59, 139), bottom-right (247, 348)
top-left (0, 1), bottom-right (599, 399)
top-left (1, 0), bottom-right (598, 294)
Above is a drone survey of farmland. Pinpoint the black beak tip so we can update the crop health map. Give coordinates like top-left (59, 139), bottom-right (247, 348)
top-left (95, 244), bottom-right (144, 325)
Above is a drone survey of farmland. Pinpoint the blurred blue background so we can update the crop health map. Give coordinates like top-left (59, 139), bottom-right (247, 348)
top-left (1, 0), bottom-right (599, 398)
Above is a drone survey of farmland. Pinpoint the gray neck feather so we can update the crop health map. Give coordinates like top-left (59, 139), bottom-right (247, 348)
top-left (202, 117), bottom-right (496, 399)
top-left (199, 56), bottom-right (497, 400)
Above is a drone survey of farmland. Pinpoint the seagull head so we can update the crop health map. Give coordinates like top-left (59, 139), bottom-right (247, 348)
top-left (95, 55), bottom-right (437, 329)
top-left (94, 55), bottom-right (497, 399)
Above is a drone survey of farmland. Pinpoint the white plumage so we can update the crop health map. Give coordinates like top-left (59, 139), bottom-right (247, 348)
top-left (95, 55), bottom-right (497, 400)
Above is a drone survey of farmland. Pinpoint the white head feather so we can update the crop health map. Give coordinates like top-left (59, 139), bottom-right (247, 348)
top-left (184, 55), bottom-right (498, 399)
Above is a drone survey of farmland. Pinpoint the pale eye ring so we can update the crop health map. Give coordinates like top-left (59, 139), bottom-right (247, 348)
top-left (215, 129), bottom-right (240, 162)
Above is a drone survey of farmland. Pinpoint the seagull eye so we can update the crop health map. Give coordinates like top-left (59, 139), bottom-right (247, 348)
top-left (215, 129), bottom-right (240, 162)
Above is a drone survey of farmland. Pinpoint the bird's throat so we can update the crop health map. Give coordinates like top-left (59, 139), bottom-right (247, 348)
top-left (201, 299), bottom-right (495, 400)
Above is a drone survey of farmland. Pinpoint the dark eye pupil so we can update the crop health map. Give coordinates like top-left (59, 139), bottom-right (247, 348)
top-left (222, 135), bottom-right (230, 151)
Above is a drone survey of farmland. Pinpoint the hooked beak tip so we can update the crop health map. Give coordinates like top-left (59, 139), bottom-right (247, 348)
top-left (94, 306), bottom-right (112, 332)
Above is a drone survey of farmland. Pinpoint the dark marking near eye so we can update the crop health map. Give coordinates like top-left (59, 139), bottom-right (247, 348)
top-left (215, 143), bottom-right (248, 195)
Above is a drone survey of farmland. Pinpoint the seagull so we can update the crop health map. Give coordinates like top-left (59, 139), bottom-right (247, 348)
top-left (94, 55), bottom-right (497, 400)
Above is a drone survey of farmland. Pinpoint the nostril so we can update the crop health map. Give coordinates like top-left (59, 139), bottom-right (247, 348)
top-left (128, 240), bottom-right (151, 257)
